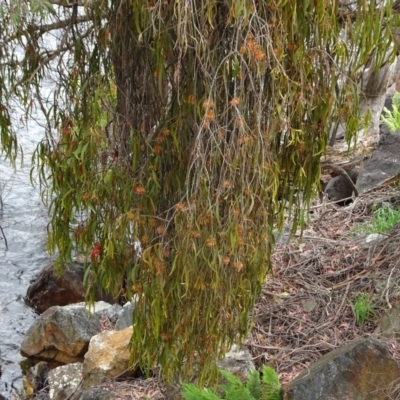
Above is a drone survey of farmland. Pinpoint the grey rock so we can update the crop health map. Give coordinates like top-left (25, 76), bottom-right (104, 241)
top-left (365, 233), bottom-right (386, 243)
top-left (21, 301), bottom-right (114, 364)
top-left (357, 129), bottom-right (400, 193)
top-left (48, 362), bottom-right (83, 400)
top-left (380, 303), bottom-right (400, 340)
top-left (284, 338), bottom-right (400, 400)
top-left (324, 169), bottom-right (358, 203)
top-left (380, 122), bottom-right (392, 139)
top-left (217, 344), bottom-right (255, 379)
top-left (79, 387), bottom-right (118, 400)
top-left (301, 299), bottom-right (317, 312)
top-left (379, 96), bottom-right (394, 137)
top-left (25, 361), bottom-right (51, 393)
top-left (383, 96), bottom-right (394, 114)
top-left (106, 303), bottom-right (123, 325)
top-left (115, 298), bottom-right (136, 331)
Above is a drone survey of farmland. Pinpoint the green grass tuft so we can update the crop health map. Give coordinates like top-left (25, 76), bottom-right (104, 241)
top-left (352, 294), bottom-right (376, 327)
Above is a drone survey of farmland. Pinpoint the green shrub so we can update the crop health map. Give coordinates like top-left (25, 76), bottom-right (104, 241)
top-left (373, 202), bottom-right (400, 233)
top-left (352, 202), bottom-right (400, 235)
top-left (181, 365), bottom-right (281, 400)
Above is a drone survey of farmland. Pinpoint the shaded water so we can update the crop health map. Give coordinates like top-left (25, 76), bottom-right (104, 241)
top-left (0, 99), bottom-right (52, 398)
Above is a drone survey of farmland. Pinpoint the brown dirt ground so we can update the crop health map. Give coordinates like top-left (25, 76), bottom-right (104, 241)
top-left (248, 186), bottom-right (400, 388)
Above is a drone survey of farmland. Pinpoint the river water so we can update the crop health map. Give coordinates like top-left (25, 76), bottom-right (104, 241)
top-left (0, 92), bottom-right (52, 398)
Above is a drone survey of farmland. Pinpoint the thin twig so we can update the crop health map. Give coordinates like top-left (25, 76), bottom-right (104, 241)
top-left (0, 225), bottom-right (8, 250)
top-left (383, 266), bottom-right (396, 310)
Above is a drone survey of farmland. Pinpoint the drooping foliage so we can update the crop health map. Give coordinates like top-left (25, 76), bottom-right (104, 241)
top-left (0, 0), bottom-right (398, 384)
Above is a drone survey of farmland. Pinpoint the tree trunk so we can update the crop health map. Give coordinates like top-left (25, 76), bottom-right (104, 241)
top-left (110, 0), bottom-right (164, 162)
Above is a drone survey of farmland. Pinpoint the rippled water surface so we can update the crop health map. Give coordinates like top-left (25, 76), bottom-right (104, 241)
top-left (0, 98), bottom-right (52, 398)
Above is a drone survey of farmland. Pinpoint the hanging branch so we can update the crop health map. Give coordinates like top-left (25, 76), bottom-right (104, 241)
top-left (0, 225), bottom-right (8, 250)
top-left (0, 0), bottom-right (399, 385)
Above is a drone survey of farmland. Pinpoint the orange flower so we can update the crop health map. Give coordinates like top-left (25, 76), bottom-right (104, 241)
top-left (206, 236), bottom-right (216, 248)
top-left (205, 109), bottom-right (215, 120)
top-left (131, 284), bottom-right (143, 293)
top-left (254, 51), bottom-right (266, 61)
top-left (133, 185), bottom-right (145, 195)
top-left (239, 135), bottom-right (251, 144)
top-left (162, 248), bottom-right (170, 258)
top-left (233, 261), bottom-right (244, 271)
top-left (203, 99), bottom-right (214, 109)
top-left (160, 333), bottom-right (170, 341)
top-left (155, 135), bottom-right (165, 143)
top-left (154, 145), bottom-right (162, 154)
top-left (90, 242), bottom-right (102, 262)
top-left (141, 235), bottom-right (149, 245)
top-left (218, 129), bottom-right (225, 138)
top-left (156, 225), bottom-right (166, 235)
top-left (229, 97), bottom-right (240, 106)
top-left (175, 202), bottom-right (185, 211)
top-left (149, 218), bottom-right (156, 227)
top-left (222, 256), bottom-right (230, 265)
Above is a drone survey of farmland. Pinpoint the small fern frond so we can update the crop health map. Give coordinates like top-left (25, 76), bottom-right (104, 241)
top-left (181, 383), bottom-right (221, 400)
top-left (219, 369), bottom-right (256, 400)
top-left (381, 92), bottom-right (400, 132)
top-left (262, 365), bottom-right (281, 400)
top-left (246, 369), bottom-right (263, 400)
top-left (181, 365), bottom-right (282, 400)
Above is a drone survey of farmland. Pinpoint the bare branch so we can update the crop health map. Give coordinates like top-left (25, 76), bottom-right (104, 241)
top-left (34, 15), bottom-right (92, 36)
top-left (23, 28), bottom-right (92, 84)
top-left (0, 15), bottom-right (92, 50)
top-left (0, 225), bottom-right (8, 250)
top-left (48, 0), bottom-right (89, 7)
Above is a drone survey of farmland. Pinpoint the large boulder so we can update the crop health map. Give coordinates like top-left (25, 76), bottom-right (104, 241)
top-left (82, 326), bottom-right (137, 389)
top-left (283, 338), bottom-right (400, 400)
top-left (357, 129), bottom-right (400, 193)
top-left (48, 362), bottom-right (83, 400)
top-left (324, 169), bottom-right (359, 204)
top-left (27, 263), bottom-right (85, 313)
top-left (27, 263), bottom-right (116, 313)
top-left (21, 302), bottom-right (119, 364)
